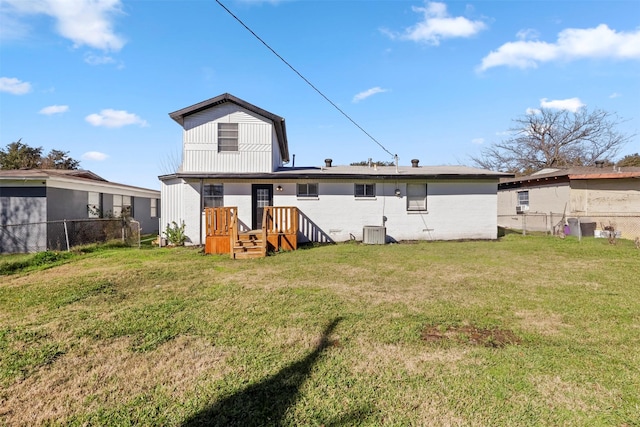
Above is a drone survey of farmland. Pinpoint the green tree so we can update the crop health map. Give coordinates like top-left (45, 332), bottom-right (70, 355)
top-left (350, 160), bottom-right (395, 166)
top-left (616, 153), bottom-right (640, 167)
top-left (42, 149), bottom-right (81, 170)
top-left (0, 139), bottom-right (43, 169)
top-left (0, 140), bottom-right (80, 170)
top-left (470, 108), bottom-right (634, 175)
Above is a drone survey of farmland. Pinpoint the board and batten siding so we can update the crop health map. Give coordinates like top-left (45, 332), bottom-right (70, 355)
top-left (182, 105), bottom-right (279, 174)
top-left (161, 178), bottom-right (204, 245)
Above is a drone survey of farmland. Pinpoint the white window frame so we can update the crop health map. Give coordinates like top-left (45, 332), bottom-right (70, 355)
top-left (203, 184), bottom-right (224, 208)
top-left (218, 123), bottom-right (238, 152)
top-left (297, 183), bottom-right (318, 197)
top-left (113, 195), bottom-right (132, 218)
top-left (150, 198), bottom-right (157, 218)
top-left (407, 183), bottom-right (427, 211)
top-left (88, 192), bottom-right (101, 218)
top-left (517, 190), bottom-right (529, 206)
top-left (354, 183), bottom-right (376, 198)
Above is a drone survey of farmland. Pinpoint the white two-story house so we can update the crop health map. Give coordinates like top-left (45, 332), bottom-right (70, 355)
top-left (159, 93), bottom-right (510, 246)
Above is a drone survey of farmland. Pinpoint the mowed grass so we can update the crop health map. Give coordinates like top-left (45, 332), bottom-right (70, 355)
top-left (1, 235), bottom-right (639, 426)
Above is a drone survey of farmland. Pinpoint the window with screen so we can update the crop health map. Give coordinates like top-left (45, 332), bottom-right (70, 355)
top-left (204, 184), bottom-right (224, 208)
top-left (407, 183), bottom-right (427, 211)
top-left (218, 123), bottom-right (238, 152)
top-left (297, 183), bottom-right (318, 197)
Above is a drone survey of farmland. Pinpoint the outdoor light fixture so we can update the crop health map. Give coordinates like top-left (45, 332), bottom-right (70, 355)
top-left (395, 188), bottom-right (401, 197)
top-left (276, 185), bottom-right (283, 192)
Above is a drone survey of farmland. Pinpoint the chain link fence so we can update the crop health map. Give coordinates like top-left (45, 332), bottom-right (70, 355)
top-left (498, 213), bottom-right (640, 240)
top-left (1, 218), bottom-right (141, 254)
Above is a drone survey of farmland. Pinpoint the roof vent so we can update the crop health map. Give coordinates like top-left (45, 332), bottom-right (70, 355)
top-left (411, 159), bottom-right (420, 168)
top-left (595, 160), bottom-right (605, 168)
top-left (324, 158), bottom-right (332, 167)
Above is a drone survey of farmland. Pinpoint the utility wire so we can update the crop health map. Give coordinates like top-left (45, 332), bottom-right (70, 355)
top-left (215, 0), bottom-right (396, 159)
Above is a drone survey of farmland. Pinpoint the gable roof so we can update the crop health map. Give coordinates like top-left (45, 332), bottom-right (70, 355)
top-left (169, 93), bottom-right (289, 163)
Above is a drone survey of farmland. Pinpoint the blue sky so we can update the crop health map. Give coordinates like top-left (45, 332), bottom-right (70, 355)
top-left (1, 0), bottom-right (639, 190)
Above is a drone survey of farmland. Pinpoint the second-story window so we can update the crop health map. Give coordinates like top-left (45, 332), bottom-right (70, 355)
top-left (218, 123), bottom-right (238, 152)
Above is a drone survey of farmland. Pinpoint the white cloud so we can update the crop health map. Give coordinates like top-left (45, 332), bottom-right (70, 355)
top-left (3, 0), bottom-right (126, 51)
top-left (383, 1), bottom-right (486, 45)
top-left (82, 151), bottom-right (109, 161)
top-left (39, 104), bottom-right (69, 115)
top-left (609, 92), bottom-right (621, 99)
top-left (352, 87), bottom-right (388, 103)
top-left (85, 109), bottom-right (148, 128)
top-left (84, 52), bottom-right (116, 65)
top-left (478, 24), bottom-right (640, 71)
top-left (525, 98), bottom-right (586, 115)
top-left (0, 77), bottom-right (32, 94)
top-left (540, 97), bottom-right (585, 112)
top-left (516, 28), bottom-right (539, 41)
top-left (471, 138), bottom-right (484, 145)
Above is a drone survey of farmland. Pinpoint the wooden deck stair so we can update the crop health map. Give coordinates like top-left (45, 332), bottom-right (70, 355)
top-left (232, 230), bottom-right (267, 259)
top-left (205, 206), bottom-right (298, 259)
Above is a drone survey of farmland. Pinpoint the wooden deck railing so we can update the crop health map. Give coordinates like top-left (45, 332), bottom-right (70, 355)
top-left (204, 207), bottom-right (236, 254)
top-left (204, 206), bottom-right (298, 256)
top-left (263, 206), bottom-right (299, 252)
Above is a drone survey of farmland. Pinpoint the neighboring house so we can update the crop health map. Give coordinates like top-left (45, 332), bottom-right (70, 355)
top-left (0, 169), bottom-right (161, 253)
top-left (498, 165), bottom-right (640, 238)
top-left (160, 93), bottom-right (511, 247)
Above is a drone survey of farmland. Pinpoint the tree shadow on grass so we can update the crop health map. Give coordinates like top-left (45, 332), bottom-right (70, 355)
top-left (182, 317), bottom-right (369, 427)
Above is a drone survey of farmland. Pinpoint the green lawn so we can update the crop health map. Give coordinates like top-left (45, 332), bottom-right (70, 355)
top-left (1, 235), bottom-right (638, 426)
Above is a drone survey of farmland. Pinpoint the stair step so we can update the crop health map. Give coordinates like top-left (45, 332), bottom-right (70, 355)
top-left (233, 251), bottom-right (265, 259)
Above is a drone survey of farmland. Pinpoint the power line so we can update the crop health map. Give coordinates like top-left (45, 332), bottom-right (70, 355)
top-left (215, 0), bottom-right (396, 159)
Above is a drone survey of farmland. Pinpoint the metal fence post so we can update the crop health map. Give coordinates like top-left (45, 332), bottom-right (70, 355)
top-left (63, 219), bottom-right (70, 252)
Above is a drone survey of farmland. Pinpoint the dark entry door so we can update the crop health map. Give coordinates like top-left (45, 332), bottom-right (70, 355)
top-left (252, 184), bottom-right (273, 230)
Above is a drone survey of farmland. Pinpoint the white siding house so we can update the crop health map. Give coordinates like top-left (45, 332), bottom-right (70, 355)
top-left (160, 93), bottom-right (510, 246)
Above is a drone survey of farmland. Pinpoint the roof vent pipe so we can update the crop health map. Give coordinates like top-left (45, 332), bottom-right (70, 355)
top-left (325, 158), bottom-right (332, 168)
top-left (411, 159), bottom-right (420, 168)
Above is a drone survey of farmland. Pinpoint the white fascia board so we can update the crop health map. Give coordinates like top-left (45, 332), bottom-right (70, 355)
top-left (46, 176), bottom-right (160, 198)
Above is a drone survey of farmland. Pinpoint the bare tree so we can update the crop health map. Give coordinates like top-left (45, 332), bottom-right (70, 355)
top-left (470, 108), bottom-right (634, 175)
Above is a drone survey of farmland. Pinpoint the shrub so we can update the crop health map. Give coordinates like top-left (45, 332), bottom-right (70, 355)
top-left (164, 221), bottom-right (186, 246)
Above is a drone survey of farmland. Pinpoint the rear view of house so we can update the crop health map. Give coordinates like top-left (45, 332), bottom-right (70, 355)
top-left (160, 93), bottom-right (510, 250)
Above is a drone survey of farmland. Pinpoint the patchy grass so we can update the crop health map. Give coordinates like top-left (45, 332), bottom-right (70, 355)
top-left (0, 235), bottom-right (639, 426)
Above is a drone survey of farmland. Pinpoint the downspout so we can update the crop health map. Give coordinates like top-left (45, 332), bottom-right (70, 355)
top-left (200, 179), bottom-right (204, 246)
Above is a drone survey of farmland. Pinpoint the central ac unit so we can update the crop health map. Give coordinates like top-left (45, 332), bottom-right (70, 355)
top-left (363, 226), bottom-right (386, 244)
top-left (516, 205), bottom-right (529, 214)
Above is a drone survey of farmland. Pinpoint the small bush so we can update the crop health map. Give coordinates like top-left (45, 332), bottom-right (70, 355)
top-left (164, 221), bottom-right (186, 246)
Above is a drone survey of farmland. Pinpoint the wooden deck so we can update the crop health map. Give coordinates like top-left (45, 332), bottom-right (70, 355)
top-left (205, 206), bottom-right (298, 259)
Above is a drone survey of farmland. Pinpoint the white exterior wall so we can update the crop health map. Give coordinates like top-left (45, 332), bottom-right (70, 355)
top-left (289, 180), bottom-right (498, 241)
top-left (181, 105), bottom-right (279, 174)
top-left (161, 178), bottom-right (203, 245)
top-left (162, 178), bottom-right (499, 245)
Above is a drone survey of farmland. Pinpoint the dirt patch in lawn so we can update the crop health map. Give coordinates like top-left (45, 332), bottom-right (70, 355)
top-left (421, 324), bottom-right (521, 348)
